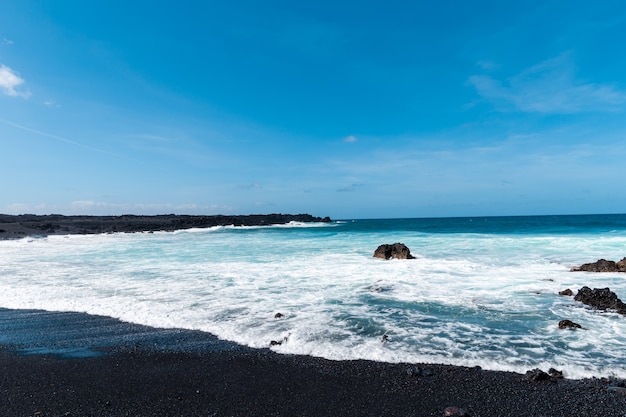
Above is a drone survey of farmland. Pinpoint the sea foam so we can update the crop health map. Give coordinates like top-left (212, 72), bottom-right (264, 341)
top-left (1, 217), bottom-right (626, 379)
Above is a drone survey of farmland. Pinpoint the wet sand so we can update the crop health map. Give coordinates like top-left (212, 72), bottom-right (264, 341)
top-left (1, 308), bottom-right (625, 417)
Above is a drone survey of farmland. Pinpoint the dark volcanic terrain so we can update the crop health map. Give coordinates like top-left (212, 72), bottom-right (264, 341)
top-left (0, 213), bottom-right (331, 239)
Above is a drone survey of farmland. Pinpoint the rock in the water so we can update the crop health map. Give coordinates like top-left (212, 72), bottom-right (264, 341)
top-left (571, 258), bottom-right (626, 272)
top-left (558, 319), bottom-right (582, 329)
top-left (373, 243), bottom-right (415, 260)
top-left (274, 312), bottom-right (284, 319)
top-left (574, 286), bottom-right (626, 315)
top-left (559, 289), bottom-right (573, 296)
top-left (270, 334), bottom-right (290, 346)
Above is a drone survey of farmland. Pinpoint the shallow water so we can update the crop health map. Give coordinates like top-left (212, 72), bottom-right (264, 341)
top-left (2, 215), bottom-right (626, 378)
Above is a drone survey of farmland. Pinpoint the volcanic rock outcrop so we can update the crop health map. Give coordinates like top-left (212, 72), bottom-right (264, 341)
top-left (0, 213), bottom-right (331, 239)
top-left (373, 243), bottom-right (415, 260)
top-left (574, 286), bottom-right (626, 315)
top-left (571, 258), bottom-right (626, 272)
top-left (558, 319), bottom-right (582, 329)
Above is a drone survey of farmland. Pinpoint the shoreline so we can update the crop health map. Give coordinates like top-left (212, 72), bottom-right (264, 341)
top-left (3, 215), bottom-right (626, 415)
top-left (0, 213), bottom-right (331, 240)
top-left (1, 308), bottom-right (626, 416)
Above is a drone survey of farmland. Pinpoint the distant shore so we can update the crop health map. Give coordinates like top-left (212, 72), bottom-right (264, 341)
top-left (1, 308), bottom-right (626, 417)
top-left (0, 213), bottom-right (331, 240)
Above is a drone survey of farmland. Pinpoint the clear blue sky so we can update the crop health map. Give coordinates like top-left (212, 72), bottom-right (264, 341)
top-left (1, 1), bottom-right (625, 219)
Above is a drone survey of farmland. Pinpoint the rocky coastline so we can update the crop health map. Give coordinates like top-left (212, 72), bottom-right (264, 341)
top-left (0, 213), bottom-right (331, 240)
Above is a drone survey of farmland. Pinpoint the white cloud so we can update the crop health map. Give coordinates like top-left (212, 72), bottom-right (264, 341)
top-left (344, 135), bottom-right (357, 143)
top-left (43, 99), bottom-right (60, 108)
top-left (0, 64), bottom-right (31, 98)
top-left (2, 201), bottom-right (236, 215)
top-left (469, 53), bottom-right (626, 113)
top-left (2, 38), bottom-right (14, 45)
top-left (68, 200), bottom-right (228, 215)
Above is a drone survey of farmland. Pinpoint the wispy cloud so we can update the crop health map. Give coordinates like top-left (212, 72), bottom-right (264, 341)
top-left (2, 38), bottom-right (14, 45)
top-left (238, 183), bottom-right (263, 189)
top-left (0, 119), bottom-right (120, 157)
top-left (0, 64), bottom-right (31, 98)
top-left (130, 133), bottom-right (176, 143)
top-left (344, 135), bottom-right (357, 143)
top-left (337, 183), bottom-right (364, 192)
top-left (43, 99), bottom-right (61, 108)
top-left (469, 53), bottom-right (626, 113)
top-left (4, 201), bottom-right (235, 215)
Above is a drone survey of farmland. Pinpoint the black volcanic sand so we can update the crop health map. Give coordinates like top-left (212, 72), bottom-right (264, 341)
top-left (1, 309), bottom-right (626, 416)
top-left (0, 213), bottom-right (331, 240)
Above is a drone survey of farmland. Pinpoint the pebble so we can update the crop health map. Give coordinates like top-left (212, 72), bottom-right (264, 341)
top-left (443, 406), bottom-right (470, 416)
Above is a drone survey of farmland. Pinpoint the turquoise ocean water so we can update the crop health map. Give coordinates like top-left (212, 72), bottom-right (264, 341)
top-left (1, 214), bottom-right (626, 379)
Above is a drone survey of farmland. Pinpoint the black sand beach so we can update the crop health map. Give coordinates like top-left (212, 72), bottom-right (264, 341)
top-left (1, 309), bottom-right (626, 417)
top-left (2, 215), bottom-right (626, 416)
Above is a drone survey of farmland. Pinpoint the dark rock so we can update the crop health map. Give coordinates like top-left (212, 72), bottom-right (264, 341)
top-left (558, 319), bottom-right (582, 329)
top-left (526, 368), bottom-right (553, 382)
top-left (618, 257), bottom-right (626, 271)
top-left (574, 286), bottom-right (626, 315)
top-left (548, 368), bottom-right (564, 379)
top-left (571, 258), bottom-right (626, 272)
top-left (559, 289), bottom-right (573, 296)
top-left (0, 213), bottom-right (332, 240)
top-left (406, 366), bottom-right (434, 377)
top-left (274, 313), bottom-right (284, 319)
top-left (373, 243), bottom-right (415, 260)
top-left (270, 334), bottom-right (290, 346)
top-left (443, 406), bottom-right (470, 416)
top-left (608, 379), bottom-right (626, 393)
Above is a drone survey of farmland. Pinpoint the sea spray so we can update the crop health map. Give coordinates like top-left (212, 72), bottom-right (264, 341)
top-left (1, 215), bottom-right (626, 379)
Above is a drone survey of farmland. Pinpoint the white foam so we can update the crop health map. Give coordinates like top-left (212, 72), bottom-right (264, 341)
top-left (1, 225), bottom-right (626, 379)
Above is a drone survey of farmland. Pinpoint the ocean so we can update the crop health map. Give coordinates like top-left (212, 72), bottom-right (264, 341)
top-left (2, 214), bottom-right (626, 379)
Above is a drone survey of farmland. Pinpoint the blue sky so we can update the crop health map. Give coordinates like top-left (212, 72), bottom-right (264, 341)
top-left (1, 1), bottom-right (626, 219)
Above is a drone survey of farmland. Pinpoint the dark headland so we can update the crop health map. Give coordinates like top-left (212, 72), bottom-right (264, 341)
top-left (2, 214), bottom-right (626, 416)
top-left (0, 213), bottom-right (331, 240)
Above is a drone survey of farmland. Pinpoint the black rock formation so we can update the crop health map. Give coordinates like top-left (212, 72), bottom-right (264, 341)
top-left (373, 243), bottom-right (415, 260)
top-left (526, 368), bottom-right (554, 382)
top-left (558, 319), bottom-right (582, 329)
top-left (571, 258), bottom-right (626, 272)
top-left (574, 287), bottom-right (626, 315)
top-left (0, 213), bottom-right (331, 239)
